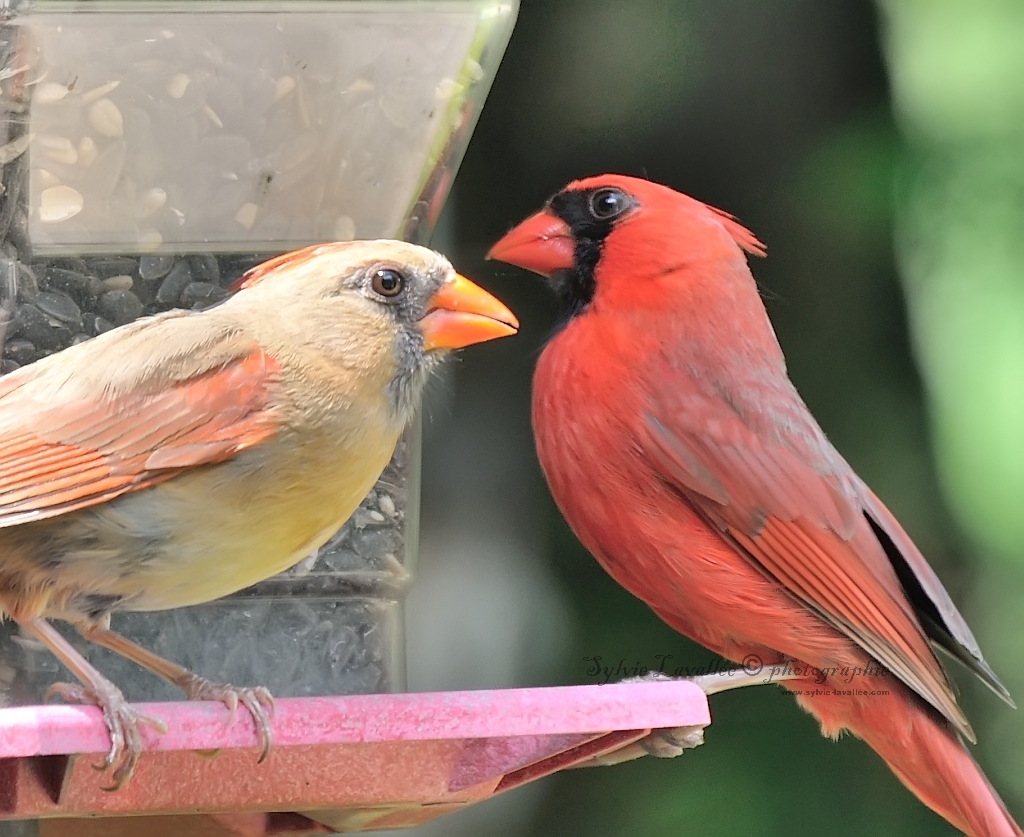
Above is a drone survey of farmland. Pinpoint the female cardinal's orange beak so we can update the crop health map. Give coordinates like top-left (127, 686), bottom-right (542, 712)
top-left (487, 210), bottom-right (574, 277)
top-left (420, 274), bottom-right (519, 351)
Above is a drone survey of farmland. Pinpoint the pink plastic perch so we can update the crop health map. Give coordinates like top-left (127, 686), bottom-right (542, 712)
top-left (0, 680), bottom-right (710, 835)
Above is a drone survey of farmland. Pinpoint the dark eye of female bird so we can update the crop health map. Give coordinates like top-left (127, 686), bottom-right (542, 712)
top-left (589, 187), bottom-right (629, 220)
top-left (372, 267), bottom-right (405, 298)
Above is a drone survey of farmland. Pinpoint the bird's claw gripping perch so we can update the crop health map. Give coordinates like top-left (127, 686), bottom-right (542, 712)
top-left (45, 680), bottom-right (166, 790)
top-left (178, 674), bottom-right (276, 762)
top-left (576, 666), bottom-right (797, 768)
top-left (639, 725), bottom-right (706, 758)
top-left (572, 724), bottom-right (706, 769)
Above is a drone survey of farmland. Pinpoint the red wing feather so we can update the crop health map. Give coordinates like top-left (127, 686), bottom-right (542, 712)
top-left (0, 350), bottom-right (280, 527)
top-left (643, 378), bottom-right (974, 738)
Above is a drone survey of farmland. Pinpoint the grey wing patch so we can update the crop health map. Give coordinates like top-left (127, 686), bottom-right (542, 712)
top-left (644, 413), bottom-right (729, 506)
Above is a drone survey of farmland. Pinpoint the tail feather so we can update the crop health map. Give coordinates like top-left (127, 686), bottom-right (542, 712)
top-left (789, 677), bottom-right (1021, 837)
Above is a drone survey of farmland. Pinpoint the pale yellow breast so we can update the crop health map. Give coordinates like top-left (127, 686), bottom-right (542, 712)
top-left (119, 421), bottom-right (399, 611)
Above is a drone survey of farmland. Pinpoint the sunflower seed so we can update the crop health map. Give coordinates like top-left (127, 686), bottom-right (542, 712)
top-left (180, 281), bottom-right (226, 308)
top-left (101, 274), bottom-right (134, 291)
top-left (38, 186), bottom-right (84, 223)
top-left (97, 289), bottom-right (144, 325)
top-left (35, 291), bottom-right (83, 330)
top-left (3, 338), bottom-right (35, 365)
top-left (88, 98), bottom-right (124, 137)
top-left (77, 137), bottom-right (98, 167)
top-left (139, 255), bottom-right (175, 281)
top-left (166, 73), bottom-right (191, 99)
top-left (81, 80), bottom-right (121, 104)
top-left (34, 82), bottom-right (71, 104)
top-left (156, 260), bottom-right (192, 304)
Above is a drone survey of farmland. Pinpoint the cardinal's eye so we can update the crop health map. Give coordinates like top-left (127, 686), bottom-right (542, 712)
top-left (589, 187), bottom-right (631, 220)
top-left (371, 267), bottom-right (406, 298)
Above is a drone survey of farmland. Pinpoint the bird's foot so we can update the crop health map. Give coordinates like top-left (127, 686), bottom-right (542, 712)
top-left (638, 724), bottom-right (705, 758)
top-left (571, 724), bottom-right (706, 769)
top-left (45, 680), bottom-right (167, 790)
top-left (177, 674), bottom-right (275, 761)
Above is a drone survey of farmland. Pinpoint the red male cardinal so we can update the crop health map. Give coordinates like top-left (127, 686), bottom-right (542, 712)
top-left (0, 239), bottom-right (517, 787)
top-left (489, 174), bottom-right (1020, 837)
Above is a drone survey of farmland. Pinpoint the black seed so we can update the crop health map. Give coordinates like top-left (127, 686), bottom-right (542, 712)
top-left (34, 330), bottom-right (72, 356)
top-left (15, 262), bottom-right (38, 302)
top-left (223, 253), bottom-right (265, 274)
top-left (97, 289), bottom-right (144, 325)
top-left (40, 267), bottom-right (102, 307)
top-left (156, 261), bottom-right (192, 305)
top-left (188, 254), bottom-right (220, 285)
top-left (88, 257), bottom-right (139, 279)
top-left (3, 338), bottom-right (35, 364)
top-left (181, 281), bottom-right (227, 309)
top-left (86, 315), bottom-right (116, 336)
top-left (11, 304), bottom-right (64, 350)
top-left (139, 255), bottom-right (175, 282)
top-left (8, 210), bottom-right (29, 255)
top-left (35, 291), bottom-right (83, 330)
top-left (51, 256), bottom-right (90, 274)
top-left (131, 276), bottom-right (156, 306)
top-left (1, 358), bottom-right (19, 375)
top-left (71, 333), bottom-right (90, 345)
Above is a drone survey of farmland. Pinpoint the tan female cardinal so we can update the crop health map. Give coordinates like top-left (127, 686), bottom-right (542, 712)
top-left (0, 239), bottom-right (517, 788)
top-left (489, 174), bottom-right (1020, 837)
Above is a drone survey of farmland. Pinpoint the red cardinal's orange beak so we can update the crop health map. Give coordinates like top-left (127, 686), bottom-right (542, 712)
top-left (420, 273), bottom-right (519, 351)
top-left (487, 210), bottom-right (574, 277)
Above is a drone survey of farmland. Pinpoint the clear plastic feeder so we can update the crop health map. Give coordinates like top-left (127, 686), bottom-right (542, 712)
top-left (0, 0), bottom-right (516, 706)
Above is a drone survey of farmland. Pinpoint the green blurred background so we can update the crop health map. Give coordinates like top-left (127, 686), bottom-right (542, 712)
top-left (404, 1), bottom-right (1024, 834)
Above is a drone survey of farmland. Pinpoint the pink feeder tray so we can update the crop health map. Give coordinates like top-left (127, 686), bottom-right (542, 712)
top-left (0, 679), bottom-right (710, 836)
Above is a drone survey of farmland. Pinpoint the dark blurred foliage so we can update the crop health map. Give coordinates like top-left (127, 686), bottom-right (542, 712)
top-left (415, 1), bottom-right (1021, 834)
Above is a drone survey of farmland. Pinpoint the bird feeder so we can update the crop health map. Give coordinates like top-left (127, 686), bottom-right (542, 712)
top-left (0, 0), bottom-right (516, 706)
